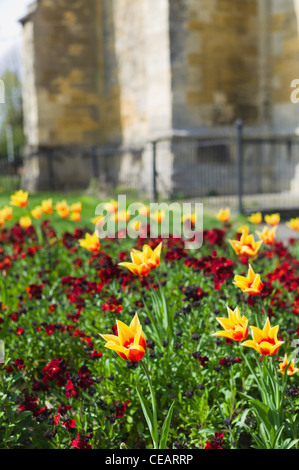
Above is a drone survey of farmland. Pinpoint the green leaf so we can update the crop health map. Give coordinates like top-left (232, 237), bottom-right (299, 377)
top-left (272, 425), bottom-right (285, 449)
top-left (197, 427), bottom-right (218, 434)
top-left (284, 438), bottom-right (299, 449)
top-left (136, 386), bottom-right (158, 448)
top-left (159, 401), bottom-right (175, 449)
top-left (250, 399), bottom-right (270, 426)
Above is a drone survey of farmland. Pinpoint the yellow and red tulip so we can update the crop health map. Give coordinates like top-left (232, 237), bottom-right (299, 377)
top-left (100, 313), bottom-right (146, 362)
top-left (141, 243), bottom-right (162, 269)
top-left (79, 232), bottom-right (100, 253)
top-left (10, 190), bottom-right (28, 208)
top-left (70, 211), bottom-right (81, 222)
top-left (211, 306), bottom-right (249, 342)
top-left (31, 206), bottom-right (43, 219)
top-left (19, 216), bottom-right (32, 229)
top-left (242, 318), bottom-right (284, 356)
top-left (256, 226), bottom-right (277, 245)
top-left (71, 202), bottom-right (82, 213)
top-left (216, 208), bottom-right (230, 223)
top-left (119, 250), bottom-right (151, 277)
top-left (229, 231), bottom-right (263, 259)
top-left (264, 213), bottom-right (280, 226)
top-left (0, 206), bottom-right (13, 221)
top-left (55, 200), bottom-right (70, 219)
top-left (278, 354), bottom-right (299, 376)
top-left (286, 217), bottom-right (299, 232)
top-left (233, 264), bottom-right (263, 295)
top-left (41, 199), bottom-right (53, 215)
top-left (119, 242), bottom-right (162, 277)
top-left (248, 212), bottom-right (262, 225)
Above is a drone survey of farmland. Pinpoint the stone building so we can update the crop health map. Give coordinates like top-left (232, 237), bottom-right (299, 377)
top-left (20, 0), bottom-right (299, 197)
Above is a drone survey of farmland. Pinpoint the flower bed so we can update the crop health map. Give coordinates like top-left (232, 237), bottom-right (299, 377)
top-left (0, 195), bottom-right (298, 449)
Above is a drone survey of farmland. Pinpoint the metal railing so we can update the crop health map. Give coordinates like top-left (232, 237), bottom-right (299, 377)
top-left (0, 156), bottom-right (22, 191)
top-left (10, 121), bottom-right (299, 214)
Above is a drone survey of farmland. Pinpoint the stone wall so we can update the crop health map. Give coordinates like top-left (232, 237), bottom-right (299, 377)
top-left (271, 0), bottom-right (299, 130)
top-left (21, 0), bottom-right (103, 190)
top-left (169, 0), bottom-right (259, 129)
top-left (19, 0), bottom-right (299, 195)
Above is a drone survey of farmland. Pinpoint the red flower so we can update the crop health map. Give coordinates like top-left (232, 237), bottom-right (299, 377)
top-left (58, 402), bottom-right (72, 416)
top-left (14, 358), bottom-right (25, 370)
top-left (65, 379), bottom-right (79, 399)
top-left (45, 324), bottom-right (55, 336)
top-left (205, 432), bottom-right (224, 449)
top-left (63, 418), bottom-right (76, 431)
top-left (71, 432), bottom-right (92, 449)
top-left (111, 324), bottom-right (118, 336)
top-left (54, 414), bottom-right (60, 426)
top-left (42, 358), bottom-right (66, 387)
top-left (90, 349), bottom-right (103, 359)
top-left (26, 283), bottom-right (44, 300)
top-left (114, 400), bottom-right (131, 419)
top-left (18, 396), bottom-right (41, 416)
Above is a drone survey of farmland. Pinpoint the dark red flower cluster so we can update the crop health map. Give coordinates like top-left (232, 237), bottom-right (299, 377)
top-left (114, 400), bottom-right (131, 419)
top-left (185, 255), bottom-right (234, 290)
top-left (205, 432), bottom-right (224, 449)
top-left (96, 253), bottom-right (134, 290)
top-left (62, 228), bottom-right (84, 250)
top-left (62, 418), bottom-right (76, 431)
top-left (42, 358), bottom-right (67, 387)
top-left (164, 246), bottom-right (188, 261)
top-left (64, 366), bottom-right (94, 399)
top-left (182, 285), bottom-right (206, 303)
top-left (219, 356), bottom-right (242, 367)
top-left (102, 294), bottom-right (123, 313)
top-left (26, 283), bottom-right (44, 300)
top-left (203, 228), bottom-right (226, 247)
top-left (192, 351), bottom-right (209, 367)
top-left (71, 432), bottom-right (92, 449)
top-left (18, 395), bottom-right (49, 418)
top-left (14, 358), bottom-right (25, 370)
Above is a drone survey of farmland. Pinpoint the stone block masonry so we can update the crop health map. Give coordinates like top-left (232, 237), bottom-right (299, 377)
top-left (20, 0), bottom-right (299, 196)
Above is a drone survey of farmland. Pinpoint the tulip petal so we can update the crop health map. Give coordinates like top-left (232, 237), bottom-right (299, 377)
top-left (116, 320), bottom-right (135, 348)
top-left (130, 313), bottom-right (140, 334)
top-left (100, 334), bottom-right (120, 345)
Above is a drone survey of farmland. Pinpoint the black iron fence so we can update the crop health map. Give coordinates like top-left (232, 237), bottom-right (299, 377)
top-left (151, 123), bottom-right (299, 214)
top-left (9, 121), bottom-right (299, 215)
top-left (0, 156), bottom-right (22, 191)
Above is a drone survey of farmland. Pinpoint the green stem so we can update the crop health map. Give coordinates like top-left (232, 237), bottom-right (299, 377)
top-left (140, 361), bottom-right (159, 448)
top-left (154, 271), bottom-right (171, 341)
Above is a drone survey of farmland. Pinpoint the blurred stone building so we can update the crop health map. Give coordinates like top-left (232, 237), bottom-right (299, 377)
top-left (20, 0), bottom-right (299, 196)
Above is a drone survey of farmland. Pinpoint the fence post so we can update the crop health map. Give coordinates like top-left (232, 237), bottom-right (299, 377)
top-left (92, 146), bottom-right (99, 178)
top-left (236, 119), bottom-right (243, 214)
top-left (47, 150), bottom-right (55, 191)
top-left (152, 140), bottom-right (158, 202)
